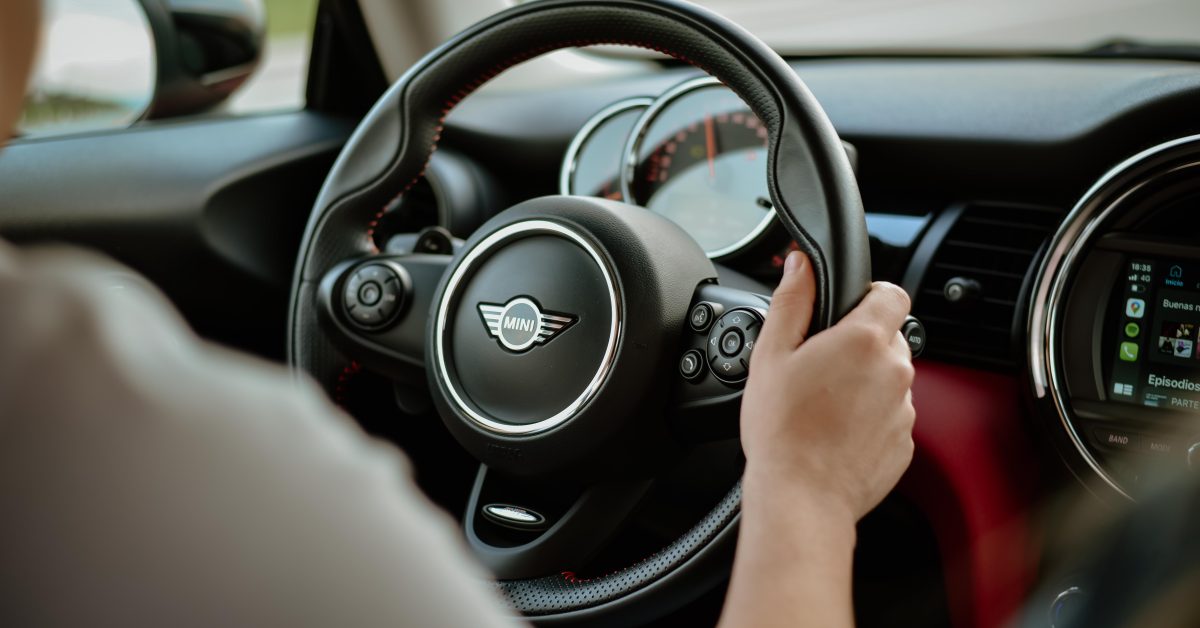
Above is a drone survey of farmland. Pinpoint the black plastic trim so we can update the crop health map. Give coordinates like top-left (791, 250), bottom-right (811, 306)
top-left (0, 111), bottom-right (353, 359)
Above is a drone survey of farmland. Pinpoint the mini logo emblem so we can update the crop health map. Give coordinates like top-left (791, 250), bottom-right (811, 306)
top-left (478, 297), bottom-right (577, 353)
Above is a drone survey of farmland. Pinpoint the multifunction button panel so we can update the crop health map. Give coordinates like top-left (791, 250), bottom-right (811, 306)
top-left (342, 263), bottom-right (408, 330)
top-left (705, 309), bottom-right (762, 383)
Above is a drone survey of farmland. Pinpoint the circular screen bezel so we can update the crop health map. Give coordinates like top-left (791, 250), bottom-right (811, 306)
top-left (560, 97), bottom-right (653, 199)
top-left (620, 76), bottom-right (775, 260)
top-left (1030, 133), bottom-right (1200, 501)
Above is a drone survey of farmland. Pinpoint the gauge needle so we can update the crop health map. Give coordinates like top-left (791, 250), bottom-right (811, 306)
top-left (704, 114), bottom-right (717, 180)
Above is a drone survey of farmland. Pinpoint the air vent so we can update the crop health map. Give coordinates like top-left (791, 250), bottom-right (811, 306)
top-left (912, 203), bottom-right (1062, 369)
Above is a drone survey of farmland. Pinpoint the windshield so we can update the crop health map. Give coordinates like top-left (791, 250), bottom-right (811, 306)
top-left (692, 0), bottom-right (1199, 53)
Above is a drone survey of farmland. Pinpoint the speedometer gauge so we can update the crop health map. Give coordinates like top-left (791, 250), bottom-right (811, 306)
top-left (622, 77), bottom-right (773, 258)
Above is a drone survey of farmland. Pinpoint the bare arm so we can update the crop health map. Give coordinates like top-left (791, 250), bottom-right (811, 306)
top-left (0, 243), bottom-right (526, 628)
top-left (719, 252), bottom-right (917, 628)
top-left (0, 0), bottom-right (37, 141)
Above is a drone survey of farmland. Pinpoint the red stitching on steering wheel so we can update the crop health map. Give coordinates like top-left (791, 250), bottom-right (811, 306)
top-left (333, 360), bottom-right (362, 406)
top-left (365, 39), bottom-right (716, 249)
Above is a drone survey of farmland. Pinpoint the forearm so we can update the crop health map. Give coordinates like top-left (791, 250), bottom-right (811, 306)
top-left (0, 243), bottom-right (527, 628)
top-left (721, 256), bottom-right (913, 627)
top-left (718, 467), bottom-right (859, 628)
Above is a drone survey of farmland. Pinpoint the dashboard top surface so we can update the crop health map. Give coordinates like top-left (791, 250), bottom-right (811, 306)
top-left (450, 57), bottom-right (1200, 145)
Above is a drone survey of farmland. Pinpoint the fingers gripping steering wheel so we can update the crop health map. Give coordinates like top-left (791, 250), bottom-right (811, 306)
top-left (288, 0), bottom-right (870, 623)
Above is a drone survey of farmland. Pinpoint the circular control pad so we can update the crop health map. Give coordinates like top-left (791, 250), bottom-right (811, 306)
top-left (706, 308), bottom-right (762, 383)
top-left (343, 263), bottom-right (407, 330)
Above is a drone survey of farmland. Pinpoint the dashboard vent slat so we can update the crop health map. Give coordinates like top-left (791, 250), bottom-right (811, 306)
top-left (943, 240), bottom-right (1040, 256)
top-left (912, 203), bottom-right (1062, 370)
top-left (931, 262), bottom-right (1025, 280)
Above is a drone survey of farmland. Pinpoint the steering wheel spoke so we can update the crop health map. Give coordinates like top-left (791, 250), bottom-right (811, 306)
top-left (315, 251), bottom-right (453, 382)
top-left (464, 465), bottom-right (652, 580)
top-left (671, 284), bottom-right (770, 441)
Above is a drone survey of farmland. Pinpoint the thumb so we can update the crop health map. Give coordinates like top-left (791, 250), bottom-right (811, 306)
top-left (759, 251), bottom-right (817, 351)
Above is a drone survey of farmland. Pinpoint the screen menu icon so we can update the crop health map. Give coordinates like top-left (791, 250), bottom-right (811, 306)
top-left (1158, 321), bottom-right (1196, 359)
top-left (1109, 259), bottom-right (1155, 406)
top-left (1126, 298), bottom-right (1146, 318)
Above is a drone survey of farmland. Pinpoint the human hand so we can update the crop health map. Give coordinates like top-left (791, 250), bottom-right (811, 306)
top-left (740, 251), bottom-right (916, 523)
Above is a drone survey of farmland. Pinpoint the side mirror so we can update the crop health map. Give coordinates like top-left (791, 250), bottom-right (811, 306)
top-left (141, 0), bottom-right (267, 118)
top-left (19, 0), bottom-right (266, 138)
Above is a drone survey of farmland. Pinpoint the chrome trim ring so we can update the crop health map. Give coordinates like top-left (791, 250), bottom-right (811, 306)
top-left (482, 504), bottom-right (546, 529)
top-left (620, 76), bottom-right (775, 260)
top-left (1049, 587), bottom-right (1085, 628)
top-left (559, 97), bottom-right (653, 196)
top-left (1028, 133), bottom-right (1200, 501)
top-left (433, 219), bottom-right (622, 436)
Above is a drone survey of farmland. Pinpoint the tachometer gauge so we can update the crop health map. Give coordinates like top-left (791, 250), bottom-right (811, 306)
top-left (560, 97), bottom-right (652, 200)
top-left (622, 77), bottom-right (772, 258)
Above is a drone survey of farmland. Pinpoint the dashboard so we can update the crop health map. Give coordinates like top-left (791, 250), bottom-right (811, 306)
top-left (551, 67), bottom-right (1200, 505)
top-left (409, 59), bottom-right (1200, 626)
top-left (436, 57), bottom-right (1200, 510)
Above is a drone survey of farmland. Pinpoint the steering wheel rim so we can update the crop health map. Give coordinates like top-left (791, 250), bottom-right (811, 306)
top-left (288, 0), bottom-right (870, 622)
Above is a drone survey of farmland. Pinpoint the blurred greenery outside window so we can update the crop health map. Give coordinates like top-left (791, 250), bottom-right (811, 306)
top-left (229, 0), bottom-right (319, 114)
top-left (20, 0), bottom-right (319, 139)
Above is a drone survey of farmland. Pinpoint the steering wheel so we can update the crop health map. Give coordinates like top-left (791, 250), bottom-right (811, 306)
top-left (288, 0), bottom-right (870, 623)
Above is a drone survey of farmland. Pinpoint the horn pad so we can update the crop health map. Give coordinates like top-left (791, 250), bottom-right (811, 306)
top-left (441, 221), bottom-right (618, 432)
top-left (427, 196), bottom-right (715, 478)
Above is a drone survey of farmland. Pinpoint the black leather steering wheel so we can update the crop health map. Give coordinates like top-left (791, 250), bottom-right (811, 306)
top-left (288, 0), bottom-right (870, 623)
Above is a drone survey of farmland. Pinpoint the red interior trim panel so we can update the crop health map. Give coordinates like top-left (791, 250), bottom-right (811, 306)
top-left (902, 361), bottom-right (1043, 628)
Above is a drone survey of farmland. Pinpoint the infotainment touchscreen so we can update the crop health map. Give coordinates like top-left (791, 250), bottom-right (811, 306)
top-left (1109, 258), bottom-right (1200, 412)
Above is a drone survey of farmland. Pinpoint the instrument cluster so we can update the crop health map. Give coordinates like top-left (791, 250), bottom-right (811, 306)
top-left (561, 77), bottom-right (779, 261)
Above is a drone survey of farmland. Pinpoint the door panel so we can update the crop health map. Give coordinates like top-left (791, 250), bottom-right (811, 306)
top-left (0, 112), bottom-right (354, 360)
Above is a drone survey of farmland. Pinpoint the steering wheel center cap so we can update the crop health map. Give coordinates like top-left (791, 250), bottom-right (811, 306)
top-left (432, 218), bottom-right (621, 438)
top-left (427, 197), bottom-right (716, 478)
